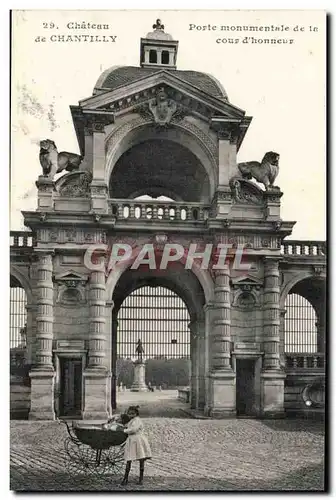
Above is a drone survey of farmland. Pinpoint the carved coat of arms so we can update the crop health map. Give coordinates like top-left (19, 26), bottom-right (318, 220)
top-left (149, 88), bottom-right (177, 126)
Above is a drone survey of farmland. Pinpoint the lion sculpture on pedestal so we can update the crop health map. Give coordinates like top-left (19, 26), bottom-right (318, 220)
top-left (39, 139), bottom-right (83, 179)
top-left (237, 151), bottom-right (280, 190)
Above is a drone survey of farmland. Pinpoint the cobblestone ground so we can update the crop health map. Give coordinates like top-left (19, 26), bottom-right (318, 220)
top-left (10, 395), bottom-right (325, 492)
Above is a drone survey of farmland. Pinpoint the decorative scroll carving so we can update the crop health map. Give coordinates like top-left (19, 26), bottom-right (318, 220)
top-left (59, 171), bottom-right (93, 198)
top-left (230, 177), bottom-right (264, 205)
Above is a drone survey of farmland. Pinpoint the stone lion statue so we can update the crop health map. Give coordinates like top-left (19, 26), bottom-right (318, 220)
top-left (39, 139), bottom-right (83, 179)
top-left (237, 151), bottom-right (280, 190)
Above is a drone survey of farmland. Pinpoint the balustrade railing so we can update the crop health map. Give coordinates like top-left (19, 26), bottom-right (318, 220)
top-left (281, 240), bottom-right (326, 256)
top-left (285, 353), bottom-right (325, 370)
top-left (109, 199), bottom-right (210, 222)
top-left (10, 231), bottom-right (34, 248)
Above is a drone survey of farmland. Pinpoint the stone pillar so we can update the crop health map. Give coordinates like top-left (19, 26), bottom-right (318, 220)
top-left (29, 251), bottom-right (55, 420)
top-left (189, 320), bottom-right (198, 409)
top-left (168, 49), bottom-right (175, 65)
top-left (106, 299), bottom-right (114, 417)
top-left (25, 304), bottom-right (35, 365)
top-left (82, 269), bottom-right (109, 419)
top-left (190, 318), bottom-right (206, 410)
top-left (131, 361), bottom-right (147, 392)
top-left (144, 47), bottom-right (150, 64)
top-left (261, 258), bottom-right (285, 418)
top-left (279, 308), bottom-right (287, 368)
top-left (218, 134), bottom-right (238, 186)
top-left (91, 122), bottom-right (108, 214)
top-left (111, 315), bottom-right (118, 410)
top-left (316, 300), bottom-right (326, 353)
top-left (80, 125), bottom-right (93, 172)
top-left (207, 267), bottom-right (236, 417)
top-left (211, 129), bottom-right (238, 218)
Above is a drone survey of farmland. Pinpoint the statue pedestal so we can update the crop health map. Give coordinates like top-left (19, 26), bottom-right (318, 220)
top-left (130, 361), bottom-right (147, 392)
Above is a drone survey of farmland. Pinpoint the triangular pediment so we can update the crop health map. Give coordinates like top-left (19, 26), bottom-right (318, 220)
top-left (77, 70), bottom-right (247, 122)
top-left (231, 275), bottom-right (263, 288)
top-left (54, 270), bottom-right (88, 282)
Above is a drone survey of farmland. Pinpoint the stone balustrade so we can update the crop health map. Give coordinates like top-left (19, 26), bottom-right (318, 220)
top-left (10, 231), bottom-right (34, 247)
top-left (281, 240), bottom-right (326, 256)
top-left (109, 199), bottom-right (210, 222)
top-left (285, 353), bottom-right (325, 370)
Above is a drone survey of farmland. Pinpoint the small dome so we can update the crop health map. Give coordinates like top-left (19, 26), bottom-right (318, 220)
top-left (146, 30), bottom-right (174, 41)
top-left (145, 19), bottom-right (174, 41)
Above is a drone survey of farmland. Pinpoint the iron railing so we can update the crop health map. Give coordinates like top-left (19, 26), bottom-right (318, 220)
top-left (117, 286), bottom-right (190, 359)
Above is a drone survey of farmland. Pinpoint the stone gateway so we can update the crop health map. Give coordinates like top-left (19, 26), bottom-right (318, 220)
top-left (10, 19), bottom-right (326, 422)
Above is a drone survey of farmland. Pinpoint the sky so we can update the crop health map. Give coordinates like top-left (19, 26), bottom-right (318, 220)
top-left (11, 9), bottom-right (326, 239)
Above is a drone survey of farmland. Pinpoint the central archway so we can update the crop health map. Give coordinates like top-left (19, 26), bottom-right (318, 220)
top-left (107, 264), bottom-right (208, 416)
top-left (109, 139), bottom-right (210, 202)
top-left (105, 120), bottom-right (217, 202)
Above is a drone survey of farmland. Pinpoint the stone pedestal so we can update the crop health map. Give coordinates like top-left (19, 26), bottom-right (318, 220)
top-left (82, 369), bottom-right (109, 420)
top-left (261, 370), bottom-right (286, 418)
top-left (131, 361), bottom-right (147, 392)
top-left (29, 369), bottom-right (55, 420)
top-left (206, 371), bottom-right (236, 418)
top-left (36, 176), bottom-right (55, 211)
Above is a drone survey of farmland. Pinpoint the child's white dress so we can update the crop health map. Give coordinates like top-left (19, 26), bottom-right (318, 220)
top-left (123, 416), bottom-right (152, 462)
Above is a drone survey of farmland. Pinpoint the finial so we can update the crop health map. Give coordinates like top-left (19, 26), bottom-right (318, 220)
top-left (153, 19), bottom-right (164, 31)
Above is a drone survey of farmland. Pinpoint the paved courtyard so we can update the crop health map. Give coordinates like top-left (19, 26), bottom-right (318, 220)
top-left (10, 392), bottom-right (325, 492)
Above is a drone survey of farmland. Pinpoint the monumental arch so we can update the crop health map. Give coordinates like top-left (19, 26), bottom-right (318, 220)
top-left (10, 20), bottom-right (326, 420)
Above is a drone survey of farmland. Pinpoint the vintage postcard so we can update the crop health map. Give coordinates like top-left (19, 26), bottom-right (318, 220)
top-left (10, 9), bottom-right (326, 492)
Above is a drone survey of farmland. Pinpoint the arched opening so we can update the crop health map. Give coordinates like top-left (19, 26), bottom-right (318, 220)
top-left (10, 275), bottom-right (27, 350)
top-left (109, 139), bottom-right (210, 202)
top-left (282, 276), bottom-right (325, 370)
top-left (116, 285), bottom-right (190, 388)
top-left (284, 294), bottom-right (317, 353)
top-left (10, 274), bottom-right (30, 420)
top-left (109, 266), bottom-right (206, 416)
top-left (149, 50), bottom-right (157, 63)
top-left (161, 50), bottom-right (169, 64)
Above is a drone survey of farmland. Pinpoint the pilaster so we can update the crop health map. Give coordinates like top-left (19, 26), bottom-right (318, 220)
top-left (261, 257), bottom-right (285, 417)
top-left (82, 268), bottom-right (109, 419)
top-left (29, 250), bottom-right (55, 420)
top-left (206, 267), bottom-right (236, 417)
top-left (91, 121), bottom-right (108, 213)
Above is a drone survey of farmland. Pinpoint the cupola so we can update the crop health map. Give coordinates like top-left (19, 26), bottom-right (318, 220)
top-left (140, 19), bottom-right (178, 69)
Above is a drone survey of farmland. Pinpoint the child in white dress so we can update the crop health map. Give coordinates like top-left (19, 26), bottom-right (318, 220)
top-left (121, 406), bottom-right (152, 485)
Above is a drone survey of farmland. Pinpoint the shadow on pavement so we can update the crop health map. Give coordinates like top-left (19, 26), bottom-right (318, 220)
top-left (261, 419), bottom-right (325, 436)
top-left (10, 461), bottom-right (325, 492)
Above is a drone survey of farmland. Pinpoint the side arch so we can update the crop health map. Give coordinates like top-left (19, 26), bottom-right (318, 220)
top-left (280, 271), bottom-right (326, 310)
top-left (10, 264), bottom-right (33, 305)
